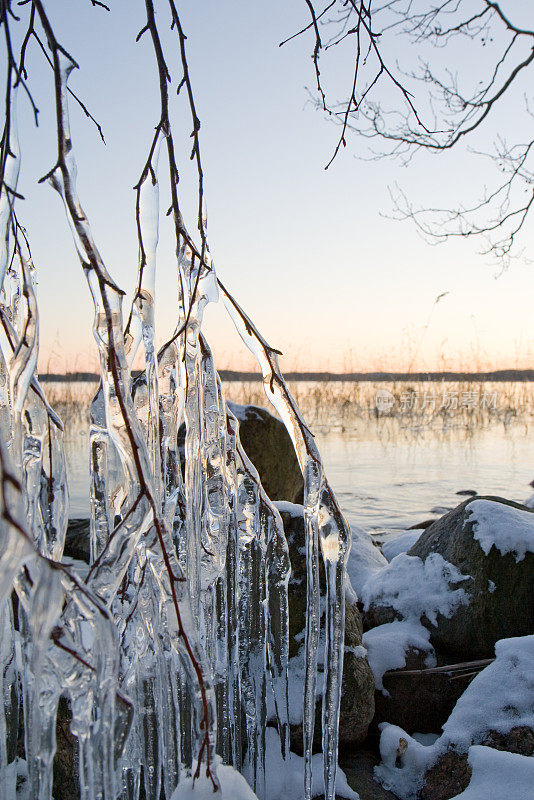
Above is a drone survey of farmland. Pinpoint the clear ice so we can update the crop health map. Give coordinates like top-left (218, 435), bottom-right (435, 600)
top-left (0, 5), bottom-right (352, 800)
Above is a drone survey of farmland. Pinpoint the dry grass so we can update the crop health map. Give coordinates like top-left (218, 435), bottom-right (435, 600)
top-left (42, 378), bottom-right (534, 440)
top-left (224, 379), bottom-right (534, 433)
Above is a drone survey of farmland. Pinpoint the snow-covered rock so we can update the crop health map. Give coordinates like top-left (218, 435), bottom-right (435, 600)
top-left (374, 635), bottom-right (534, 800)
top-left (361, 552), bottom-right (470, 629)
top-left (363, 620), bottom-right (436, 694)
top-left (466, 498), bottom-right (534, 561)
top-left (409, 496), bottom-right (534, 658)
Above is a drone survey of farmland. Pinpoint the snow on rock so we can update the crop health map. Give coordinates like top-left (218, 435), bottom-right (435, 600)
top-left (466, 499), bottom-right (534, 562)
top-left (226, 400), bottom-right (263, 422)
top-left (170, 730), bottom-right (360, 800)
top-left (448, 745), bottom-right (534, 800)
top-left (171, 758), bottom-right (259, 800)
top-left (524, 493), bottom-right (534, 509)
top-left (273, 500), bottom-right (304, 517)
top-left (440, 634), bottom-right (534, 750)
top-left (362, 620), bottom-right (436, 693)
top-left (361, 552), bottom-right (471, 626)
top-left (346, 524), bottom-right (387, 598)
top-left (381, 530), bottom-right (424, 562)
top-left (375, 725), bottom-right (435, 800)
top-left (374, 635), bottom-right (534, 800)
top-left (263, 727), bottom-right (359, 800)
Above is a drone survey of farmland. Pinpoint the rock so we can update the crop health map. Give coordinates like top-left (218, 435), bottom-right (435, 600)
top-left (481, 725), bottom-right (534, 756)
top-left (53, 697), bottom-right (79, 800)
top-left (229, 403), bottom-right (304, 503)
top-left (407, 520), bottom-right (436, 530)
top-left (419, 750), bottom-right (471, 800)
top-left (178, 403), bottom-right (304, 504)
top-left (408, 496), bottom-right (534, 658)
top-left (373, 650), bottom-right (469, 737)
top-left (455, 490), bottom-right (477, 497)
top-left (340, 749), bottom-right (399, 800)
top-left (277, 504), bottom-right (375, 749)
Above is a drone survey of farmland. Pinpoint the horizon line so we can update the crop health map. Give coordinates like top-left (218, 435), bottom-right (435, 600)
top-left (39, 368), bottom-right (534, 383)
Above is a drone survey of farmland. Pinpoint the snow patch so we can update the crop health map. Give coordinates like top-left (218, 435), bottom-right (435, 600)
top-left (346, 524), bottom-right (387, 598)
top-left (171, 759), bottom-right (258, 799)
top-left (361, 552), bottom-right (471, 626)
top-left (263, 727), bottom-right (359, 800)
top-left (273, 500), bottom-right (304, 518)
top-left (362, 620), bottom-right (436, 693)
top-left (374, 725), bottom-right (435, 800)
top-left (448, 746), bottom-right (534, 800)
top-left (466, 499), bottom-right (534, 562)
top-left (381, 530), bottom-right (423, 562)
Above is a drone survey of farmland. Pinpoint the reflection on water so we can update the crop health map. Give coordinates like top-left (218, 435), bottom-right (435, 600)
top-left (58, 379), bottom-right (533, 538)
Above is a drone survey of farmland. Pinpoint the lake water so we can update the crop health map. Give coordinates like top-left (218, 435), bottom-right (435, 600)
top-left (62, 388), bottom-right (533, 540)
top-left (315, 423), bottom-right (532, 538)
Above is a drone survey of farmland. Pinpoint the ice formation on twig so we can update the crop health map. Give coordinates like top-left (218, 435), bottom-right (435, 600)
top-left (0, 2), bottom-right (352, 799)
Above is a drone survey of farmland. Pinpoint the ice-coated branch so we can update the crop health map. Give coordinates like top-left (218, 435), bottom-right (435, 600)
top-left (31, 0), bottom-right (218, 787)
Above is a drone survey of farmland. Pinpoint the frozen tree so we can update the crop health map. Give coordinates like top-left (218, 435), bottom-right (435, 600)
top-left (289, 1), bottom-right (534, 266)
top-left (0, 1), bottom-right (352, 799)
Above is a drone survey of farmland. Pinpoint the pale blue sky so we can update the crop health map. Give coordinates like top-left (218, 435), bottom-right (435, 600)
top-left (12, 0), bottom-right (534, 372)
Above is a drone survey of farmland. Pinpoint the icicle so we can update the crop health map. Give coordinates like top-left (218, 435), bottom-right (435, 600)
top-left (221, 285), bottom-right (351, 800)
top-left (0, 600), bottom-right (18, 800)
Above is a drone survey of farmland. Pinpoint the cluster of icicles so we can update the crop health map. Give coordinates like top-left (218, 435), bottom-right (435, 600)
top-left (0, 53), bottom-right (351, 800)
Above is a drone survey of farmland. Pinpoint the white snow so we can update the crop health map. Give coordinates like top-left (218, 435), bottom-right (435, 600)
top-left (524, 493), bottom-right (534, 509)
top-left (345, 524), bottom-right (388, 598)
top-left (171, 760), bottom-right (259, 799)
top-left (411, 733), bottom-right (439, 746)
top-left (273, 500), bottom-right (304, 518)
top-left (346, 644), bottom-right (367, 659)
top-left (362, 620), bottom-right (436, 693)
top-left (226, 400), bottom-right (264, 422)
top-left (263, 727), bottom-right (359, 800)
top-left (375, 725), bottom-right (435, 800)
top-left (361, 552), bottom-right (471, 626)
top-left (448, 746), bottom-right (534, 800)
top-left (381, 530), bottom-right (423, 562)
top-left (466, 499), bottom-right (534, 562)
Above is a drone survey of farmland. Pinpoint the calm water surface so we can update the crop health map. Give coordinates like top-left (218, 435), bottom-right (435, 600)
top-left (315, 422), bottom-right (532, 537)
top-left (64, 412), bottom-right (533, 539)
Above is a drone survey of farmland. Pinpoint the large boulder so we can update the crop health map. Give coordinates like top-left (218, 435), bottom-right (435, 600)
top-left (408, 496), bottom-right (534, 658)
top-left (276, 503), bottom-right (375, 749)
top-left (229, 403), bottom-right (304, 503)
top-left (178, 403), bottom-right (304, 504)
